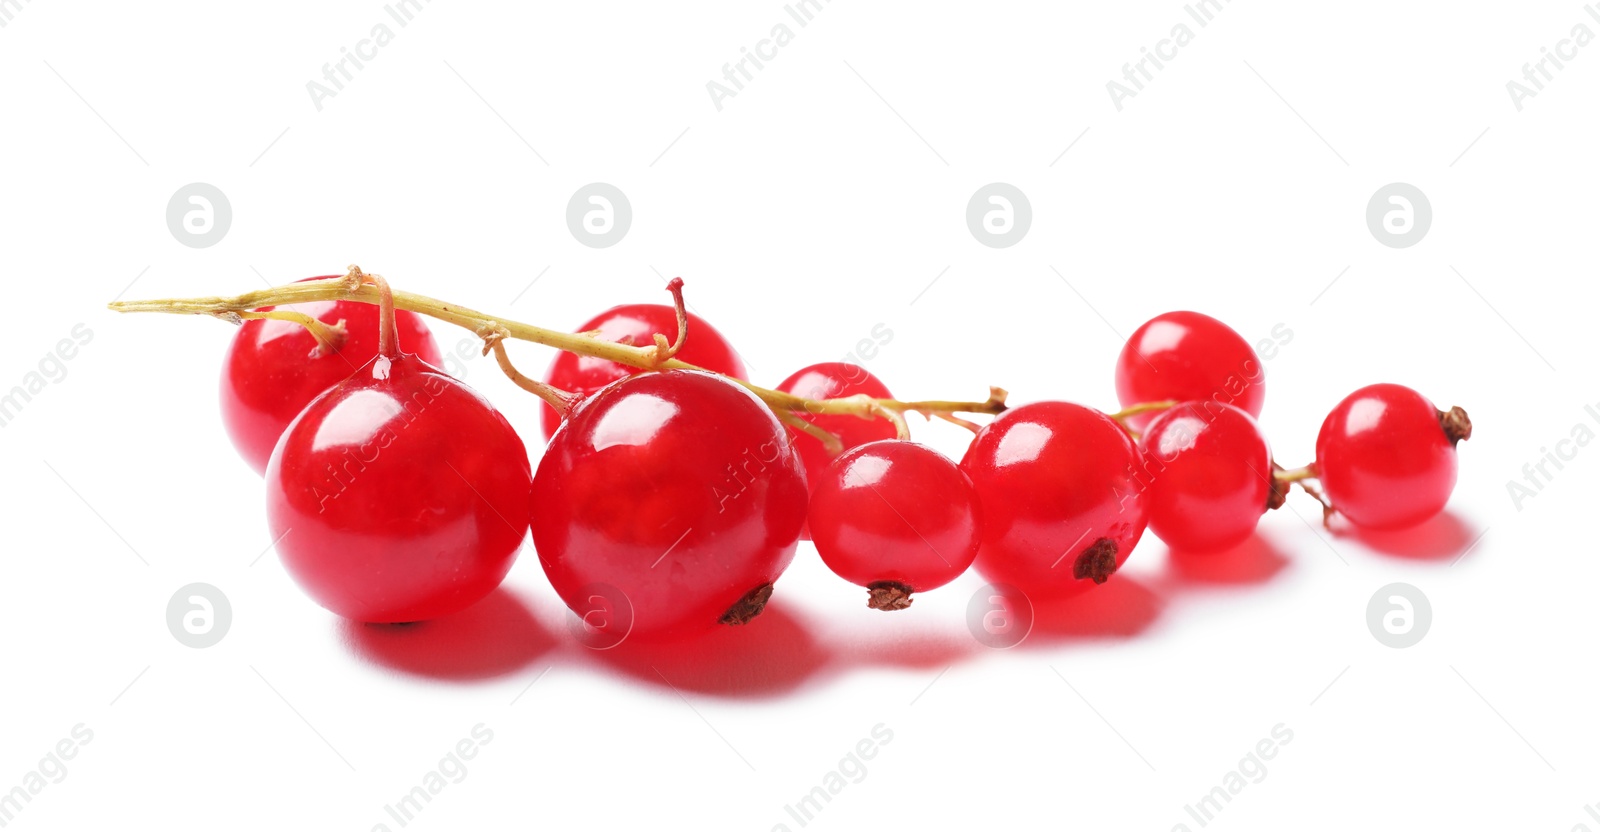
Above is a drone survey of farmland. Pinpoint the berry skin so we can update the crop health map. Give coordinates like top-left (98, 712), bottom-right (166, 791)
top-left (1115, 311), bottom-right (1264, 430)
top-left (775, 362), bottom-right (898, 491)
top-left (1316, 383), bottom-right (1466, 530)
top-left (808, 440), bottom-right (981, 610)
top-left (960, 401), bottom-right (1147, 596)
top-left (539, 303), bottom-right (746, 439)
top-left (265, 354), bottom-right (531, 623)
top-left (221, 277), bottom-right (442, 475)
top-left (1139, 402), bottom-right (1272, 553)
top-left (530, 370), bottom-right (807, 641)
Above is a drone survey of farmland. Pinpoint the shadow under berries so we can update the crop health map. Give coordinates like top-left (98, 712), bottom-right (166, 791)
top-left (1020, 576), bottom-right (1164, 643)
top-left (339, 587), bottom-right (559, 681)
top-left (575, 601), bottom-right (833, 700)
top-left (1346, 508), bottom-right (1478, 562)
top-left (794, 594), bottom-right (987, 671)
top-left (1162, 534), bottom-right (1290, 586)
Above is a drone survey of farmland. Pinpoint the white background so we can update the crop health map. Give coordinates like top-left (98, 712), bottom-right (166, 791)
top-left (2, 1), bottom-right (1596, 829)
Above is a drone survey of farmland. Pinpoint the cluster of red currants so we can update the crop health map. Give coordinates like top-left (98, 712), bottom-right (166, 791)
top-left (198, 271), bottom-right (1470, 645)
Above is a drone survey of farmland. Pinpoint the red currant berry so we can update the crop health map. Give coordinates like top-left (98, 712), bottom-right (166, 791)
top-left (539, 303), bottom-right (746, 439)
top-left (776, 362), bottom-right (898, 490)
top-left (221, 276), bottom-right (442, 475)
top-left (265, 284), bottom-right (529, 623)
top-left (961, 401), bottom-right (1147, 596)
top-left (1115, 311), bottom-right (1264, 430)
top-left (1139, 402), bottom-right (1272, 553)
top-left (808, 440), bottom-right (981, 610)
top-left (1315, 383), bottom-right (1469, 530)
top-left (531, 369), bottom-right (807, 641)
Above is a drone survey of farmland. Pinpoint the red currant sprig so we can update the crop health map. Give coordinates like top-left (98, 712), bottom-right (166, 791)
top-left (112, 267), bottom-right (1007, 440)
top-left (113, 270), bottom-right (1475, 632)
top-left (112, 267), bottom-right (1009, 628)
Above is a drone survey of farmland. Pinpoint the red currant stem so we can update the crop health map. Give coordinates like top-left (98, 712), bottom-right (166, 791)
top-left (1266, 461), bottom-right (1290, 511)
top-left (480, 326), bottom-right (579, 414)
top-left (358, 267), bottom-right (400, 359)
top-left (231, 309), bottom-right (347, 356)
top-left (933, 411), bottom-right (983, 435)
top-left (1108, 399), bottom-right (1179, 428)
top-left (870, 401), bottom-right (911, 440)
top-left (1272, 463), bottom-right (1319, 483)
top-left (774, 408), bottom-right (844, 455)
top-left (107, 273), bottom-right (1007, 426)
top-left (1298, 478), bottom-right (1337, 529)
top-left (1269, 462), bottom-right (1336, 527)
top-left (650, 277), bottom-right (689, 366)
top-left (878, 387), bottom-right (1009, 417)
